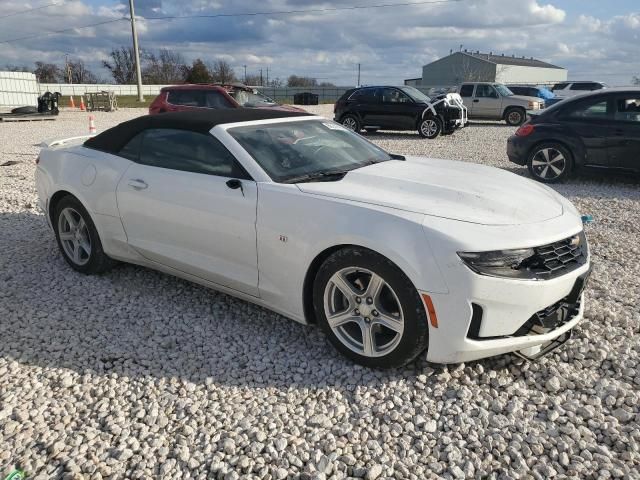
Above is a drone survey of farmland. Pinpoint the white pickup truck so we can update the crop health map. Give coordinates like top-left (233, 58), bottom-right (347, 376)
top-left (457, 82), bottom-right (543, 126)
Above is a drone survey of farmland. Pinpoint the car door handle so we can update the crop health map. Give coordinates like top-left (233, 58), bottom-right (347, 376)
top-left (128, 179), bottom-right (148, 190)
top-left (473, 99), bottom-right (479, 103)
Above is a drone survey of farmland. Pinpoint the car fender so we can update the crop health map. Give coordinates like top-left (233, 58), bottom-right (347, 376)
top-left (255, 184), bottom-right (450, 323)
top-left (527, 126), bottom-right (587, 167)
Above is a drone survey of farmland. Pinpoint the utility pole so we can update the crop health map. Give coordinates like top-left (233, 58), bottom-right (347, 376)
top-left (128, 0), bottom-right (144, 102)
top-left (243, 65), bottom-right (247, 83)
top-left (260, 68), bottom-right (263, 86)
top-left (357, 63), bottom-right (361, 87)
top-left (266, 67), bottom-right (269, 86)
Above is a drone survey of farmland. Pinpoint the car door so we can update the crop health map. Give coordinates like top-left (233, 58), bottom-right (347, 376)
top-left (608, 94), bottom-right (640, 171)
top-left (557, 96), bottom-right (612, 166)
top-left (459, 84), bottom-right (475, 111)
top-left (115, 128), bottom-right (260, 296)
top-left (353, 87), bottom-right (381, 127)
top-left (374, 87), bottom-right (415, 129)
top-left (472, 84), bottom-right (502, 118)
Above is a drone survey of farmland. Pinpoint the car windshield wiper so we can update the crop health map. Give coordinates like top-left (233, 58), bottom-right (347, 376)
top-left (283, 169), bottom-right (350, 184)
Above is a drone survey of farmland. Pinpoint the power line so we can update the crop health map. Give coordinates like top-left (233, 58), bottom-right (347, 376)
top-left (0, 18), bottom-right (126, 44)
top-left (0, 0), bottom-right (463, 45)
top-left (0, 2), bottom-right (58, 20)
top-left (144, 0), bottom-right (465, 21)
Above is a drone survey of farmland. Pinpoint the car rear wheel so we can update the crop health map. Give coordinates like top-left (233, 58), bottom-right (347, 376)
top-left (505, 107), bottom-right (526, 126)
top-left (54, 195), bottom-right (116, 274)
top-left (313, 247), bottom-right (429, 368)
top-left (527, 143), bottom-right (573, 183)
top-left (418, 117), bottom-right (442, 139)
top-left (341, 115), bottom-right (361, 132)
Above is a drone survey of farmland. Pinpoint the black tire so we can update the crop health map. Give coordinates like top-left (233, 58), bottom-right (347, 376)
top-left (527, 142), bottom-right (573, 183)
top-left (505, 107), bottom-right (526, 126)
top-left (313, 247), bottom-right (429, 368)
top-left (53, 195), bottom-right (116, 274)
top-left (11, 106), bottom-right (38, 114)
top-left (364, 128), bottom-right (378, 134)
top-left (418, 116), bottom-right (442, 139)
top-left (341, 114), bottom-right (361, 132)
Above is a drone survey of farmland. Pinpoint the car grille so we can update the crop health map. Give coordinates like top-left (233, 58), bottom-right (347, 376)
top-left (524, 231), bottom-right (587, 279)
top-left (513, 294), bottom-right (581, 337)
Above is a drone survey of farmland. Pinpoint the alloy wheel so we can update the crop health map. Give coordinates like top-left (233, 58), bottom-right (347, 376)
top-left (420, 119), bottom-right (439, 137)
top-left (323, 267), bottom-right (404, 358)
top-left (58, 207), bottom-right (92, 266)
top-left (342, 117), bottom-right (358, 131)
top-left (531, 147), bottom-right (566, 180)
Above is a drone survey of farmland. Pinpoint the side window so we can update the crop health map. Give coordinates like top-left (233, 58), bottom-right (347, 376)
top-left (139, 129), bottom-right (250, 178)
top-left (614, 97), bottom-right (640, 123)
top-left (168, 90), bottom-right (204, 107)
top-left (563, 99), bottom-right (609, 120)
top-left (459, 84), bottom-right (474, 97)
top-left (380, 88), bottom-right (411, 103)
top-left (570, 83), bottom-right (598, 91)
top-left (119, 132), bottom-right (144, 161)
top-left (351, 88), bottom-right (377, 103)
top-left (552, 82), bottom-right (569, 91)
top-left (475, 85), bottom-right (497, 98)
top-left (205, 91), bottom-right (233, 109)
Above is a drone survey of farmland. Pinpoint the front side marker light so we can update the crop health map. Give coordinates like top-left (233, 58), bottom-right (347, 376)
top-left (421, 293), bottom-right (439, 328)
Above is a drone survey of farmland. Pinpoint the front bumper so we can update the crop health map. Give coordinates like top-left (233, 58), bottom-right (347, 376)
top-left (423, 262), bottom-right (589, 363)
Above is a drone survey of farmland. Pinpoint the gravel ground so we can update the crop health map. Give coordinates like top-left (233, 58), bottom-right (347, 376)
top-left (1, 107), bottom-right (639, 479)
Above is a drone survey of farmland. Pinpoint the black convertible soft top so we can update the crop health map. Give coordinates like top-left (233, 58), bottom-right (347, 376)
top-left (84, 109), bottom-right (312, 154)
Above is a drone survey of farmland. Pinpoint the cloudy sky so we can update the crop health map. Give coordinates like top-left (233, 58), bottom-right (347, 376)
top-left (1, 0), bottom-right (638, 85)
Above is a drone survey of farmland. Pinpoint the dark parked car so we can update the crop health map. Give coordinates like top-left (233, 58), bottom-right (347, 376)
top-left (507, 88), bottom-right (640, 183)
top-left (334, 86), bottom-right (467, 139)
top-left (149, 84), bottom-right (239, 114)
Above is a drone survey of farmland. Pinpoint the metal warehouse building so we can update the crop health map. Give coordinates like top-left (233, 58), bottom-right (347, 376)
top-left (406, 51), bottom-right (567, 88)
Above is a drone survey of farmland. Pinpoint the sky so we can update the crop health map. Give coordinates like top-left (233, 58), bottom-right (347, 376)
top-left (0, 0), bottom-right (638, 86)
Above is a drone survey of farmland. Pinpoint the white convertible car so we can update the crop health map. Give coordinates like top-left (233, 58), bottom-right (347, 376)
top-left (36, 109), bottom-right (591, 367)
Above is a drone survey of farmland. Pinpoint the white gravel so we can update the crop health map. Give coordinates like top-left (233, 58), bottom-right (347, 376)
top-left (1, 107), bottom-right (639, 479)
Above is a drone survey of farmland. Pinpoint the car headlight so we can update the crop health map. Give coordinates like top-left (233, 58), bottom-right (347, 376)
top-left (458, 248), bottom-right (536, 279)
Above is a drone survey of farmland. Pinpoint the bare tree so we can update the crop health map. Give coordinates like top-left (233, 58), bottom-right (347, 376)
top-left (4, 64), bottom-right (29, 72)
top-left (103, 47), bottom-right (138, 84)
top-left (287, 75), bottom-right (317, 87)
top-left (34, 62), bottom-right (62, 83)
top-left (67, 60), bottom-right (98, 84)
top-left (244, 74), bottom-right (262, 86)
top-left (633, 76), bottom-right (640, 85)
top-left (268, 77), bottom-right (284, 87)
top-left (209, 60), bottom-right (237, 84)
top-left (143, 49), bottom-right (187, 84)
top-left (319, 81), bottom-right (336, 87)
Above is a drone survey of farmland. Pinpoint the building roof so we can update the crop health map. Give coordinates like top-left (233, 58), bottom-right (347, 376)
top-left (461, 51), bottom-right (564, 70)
top-left (84, 109), bottom-right (312, 154)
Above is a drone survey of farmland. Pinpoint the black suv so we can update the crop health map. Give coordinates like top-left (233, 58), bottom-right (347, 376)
top-left (334, 86), bottom-right (467, 138)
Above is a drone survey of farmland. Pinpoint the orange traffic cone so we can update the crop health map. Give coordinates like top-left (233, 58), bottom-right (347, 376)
top-left (79, 96), bottom-right (86, 111)
top-left (89, 115), bottom-right (96, 134)
top-left (69, 95), bottom-right (76, 109)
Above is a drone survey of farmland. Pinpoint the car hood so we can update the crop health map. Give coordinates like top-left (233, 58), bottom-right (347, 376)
top-left (510, 94), bottom-right (542, 104)
top-left (296, 157), bottom-right (564, 225)
top-left (254, 104), bottom-right (307, 112)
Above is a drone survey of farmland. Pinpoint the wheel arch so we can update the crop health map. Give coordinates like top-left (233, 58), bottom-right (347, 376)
top-left (502, 105), bottom-right (526, 119)
top-left (301, 242), bottom-right (437, 325)
top-left (526, 138), bottom-right (579, 168)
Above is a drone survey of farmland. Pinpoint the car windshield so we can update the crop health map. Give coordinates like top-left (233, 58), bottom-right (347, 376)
top-left (229, 120), bottom-right (392, 183)
top-left (233, 90), bottom-right (277, 107)
top-left (494, 84), bottom-right (514, 96)
top-left (399, 86), bottom-right (431, 103)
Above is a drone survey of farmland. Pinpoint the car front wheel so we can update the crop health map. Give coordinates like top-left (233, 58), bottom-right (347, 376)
top-left (505, 107), bottom-right (526, 126)
top-left (341, 115), bottom-right (361, 132)
top-left (54, 195), bottom-right (116, 274)
top-left (418, 117), bottom-right (442, 139)
top-left (527, 143), bottom-right (573, 183)
top-left (313, 247), bottom-right (429, 368)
